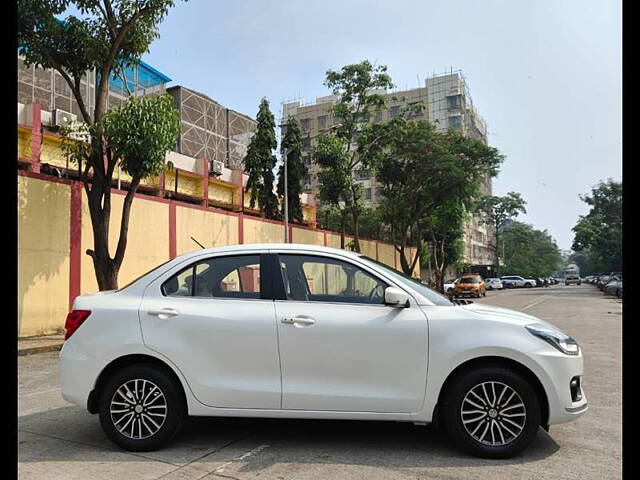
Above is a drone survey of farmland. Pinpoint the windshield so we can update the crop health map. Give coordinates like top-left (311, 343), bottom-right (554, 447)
top-left (460, 277), bottom-right (481, 284)
top-left (359, 256), bottom-right (453, 306)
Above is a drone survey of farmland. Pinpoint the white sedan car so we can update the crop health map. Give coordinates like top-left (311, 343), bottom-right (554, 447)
top-left (60, 244), bottom-right (587, 458)
top-left (485, 278), bottom-right (504, 290)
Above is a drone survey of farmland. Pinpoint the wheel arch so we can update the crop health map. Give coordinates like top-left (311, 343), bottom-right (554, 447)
top-left (87, 354), bottom-right (188, 414)
top-left (433, 355), bottom-right (549, 428)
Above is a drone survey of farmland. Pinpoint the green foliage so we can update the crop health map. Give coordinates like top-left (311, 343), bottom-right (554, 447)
top-left (371, 115), bottom-right (504, 278)
top-left (18, 0), bottom-right (186, 291)
top-left (502, 222), bottom-right (563, 277)
top-left (315, 60), bottom-right (395, 251)
top-left (277, 117), bottom-right (308, 223)
top-left (571, 179), bottom-right (622, 272)
top-left (476, 192), bottom-right (527, 274)
top-left (244, 98), bottom-right (279, 219)
top-left (102, 94), bottom-right (180, 179)
top-left (18, 0), bottom-right (182, 123)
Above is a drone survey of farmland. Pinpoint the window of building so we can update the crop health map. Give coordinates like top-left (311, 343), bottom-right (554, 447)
top-left (355, 168), bottom-right (370, 180)
top-left (318, 115), bottom-right (327, 129)
top-left (301, 137), bottom-right (311, 150)
top-left (365, 188), bottom-right (372, 200)
top-left (448, 115), bottom-right (462, 129)
top-left (447, 94), bottom-right (462, 109)
top-left (389, 106), bottom-right (401, 118)
top-left (374, 110), bottom-right (383, 123)
top-left (300, 118), bottom-right (311, 131)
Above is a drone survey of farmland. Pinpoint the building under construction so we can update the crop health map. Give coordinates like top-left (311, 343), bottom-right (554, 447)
top-left (281, 70), bottom-right (495, 274)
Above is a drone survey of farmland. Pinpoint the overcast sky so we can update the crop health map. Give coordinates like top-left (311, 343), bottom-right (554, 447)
top-left (70, 0), bottom-right (622, 250)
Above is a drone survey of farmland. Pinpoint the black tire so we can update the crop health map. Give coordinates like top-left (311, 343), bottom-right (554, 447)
top-left (99, 363), bottom-right (185, 452)
top-left (441, 366), bottom-right (541, 459)
top-left (524, 283), bottom-right (532, 288)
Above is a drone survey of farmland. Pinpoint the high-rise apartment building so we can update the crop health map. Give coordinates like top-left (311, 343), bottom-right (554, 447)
top-left (281, 70), bottom-right (495, 273)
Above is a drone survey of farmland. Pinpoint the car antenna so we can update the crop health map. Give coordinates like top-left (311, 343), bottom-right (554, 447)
top-left (191, 236), bottom-right (206, 249)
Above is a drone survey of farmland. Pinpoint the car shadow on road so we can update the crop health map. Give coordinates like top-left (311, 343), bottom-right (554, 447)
top-left (19, 405), bottom-right (560, 470)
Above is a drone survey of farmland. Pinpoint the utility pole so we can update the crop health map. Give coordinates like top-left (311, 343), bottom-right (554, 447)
top-left (283, 146), bottom-right (289, 243)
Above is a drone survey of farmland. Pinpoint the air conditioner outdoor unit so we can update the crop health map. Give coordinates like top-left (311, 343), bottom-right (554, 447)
top-left (209, 159), bottom-right (224, 175)
top-left (53, 109), bottom-right (77, 127)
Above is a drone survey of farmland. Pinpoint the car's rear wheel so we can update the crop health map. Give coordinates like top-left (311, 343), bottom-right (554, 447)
top-left (99, 364), bottom-right (185, 452)
top-left (441, 366), bottom-right (541, 458)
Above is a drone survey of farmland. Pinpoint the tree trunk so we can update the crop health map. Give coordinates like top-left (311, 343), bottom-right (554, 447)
top-left (351, 208), bottom-right (361, 253)
top-left (340, 211), bottom-right (347, 249)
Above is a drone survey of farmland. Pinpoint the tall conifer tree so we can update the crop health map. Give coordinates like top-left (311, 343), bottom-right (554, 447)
top-left (277, 116), bottom-right (307, 223)
top-left (244, 98), bottom-right (279, 219)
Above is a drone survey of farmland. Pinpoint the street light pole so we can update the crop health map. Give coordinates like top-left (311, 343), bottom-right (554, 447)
top-left (283, 147), bottom-right (289, 243)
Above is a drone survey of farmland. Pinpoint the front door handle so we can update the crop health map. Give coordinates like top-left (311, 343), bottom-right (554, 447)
top-left (148, 308), bottom-right (179, 319)
top-left (281, 316), bottom-right (316, 326)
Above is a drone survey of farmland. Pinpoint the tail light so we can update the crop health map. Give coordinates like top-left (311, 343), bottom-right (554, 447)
top-left (64, 310), bottom-right (91, 340)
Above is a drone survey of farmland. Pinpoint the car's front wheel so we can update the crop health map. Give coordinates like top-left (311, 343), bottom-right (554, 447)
top-left (99, 364), bottom-right (185, 452)
top-left (441, 366), bottom-right (541, 458)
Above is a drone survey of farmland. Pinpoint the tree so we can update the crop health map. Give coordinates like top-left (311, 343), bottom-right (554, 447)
top-left (502, 222), bottom-right (563, 277)
top-left (277, 116), bottom-right (307, 223)
top-left (315, 60), bottom-right (394, 252)
top-left (244, 98), bottom-right (279, 219)
top-left (572, 179), bottom-right (622, 272)
top-left (370, 116), bottom-right (504, 289)
top-left (18, 0), bottom-right (184, 290)
top-left (476, 192), bottom-right (527, 276)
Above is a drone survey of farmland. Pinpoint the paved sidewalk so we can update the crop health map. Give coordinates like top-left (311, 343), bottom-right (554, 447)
top-left (18, 334), bottom-right (64, 356)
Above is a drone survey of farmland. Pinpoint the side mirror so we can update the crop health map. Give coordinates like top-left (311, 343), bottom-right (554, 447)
top-left (384, 287), bottom-right (410, 308)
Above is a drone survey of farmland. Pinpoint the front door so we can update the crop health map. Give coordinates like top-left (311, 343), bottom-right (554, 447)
top-left (274, 253), bottom-right (428, 413)
top-left (139, 253), bottom-right (281, 409)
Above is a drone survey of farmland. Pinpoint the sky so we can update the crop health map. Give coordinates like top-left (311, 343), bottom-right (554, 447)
top-left (67, 0), bottom-right (621, 250)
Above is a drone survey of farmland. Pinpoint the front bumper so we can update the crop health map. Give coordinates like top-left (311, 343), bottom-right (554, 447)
top-left (531, 348), bottom-right (588, 425)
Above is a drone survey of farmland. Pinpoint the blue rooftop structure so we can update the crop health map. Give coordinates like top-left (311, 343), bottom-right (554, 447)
top-left (109, 60), bottom-right (172, 95)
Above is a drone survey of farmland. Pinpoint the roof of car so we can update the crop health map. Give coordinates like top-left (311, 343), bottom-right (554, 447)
top-left (174, 243), bottom-right (364, 261)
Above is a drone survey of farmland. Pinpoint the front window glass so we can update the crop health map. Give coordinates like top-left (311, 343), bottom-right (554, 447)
top-left (162, 255), bottom-right (261, 299)
top-left (279, 254), bottom-right (387, 304)
top-left (460, 277), bottom-right (481, 284)
top-left (359, 256), bottom-right (453, 306)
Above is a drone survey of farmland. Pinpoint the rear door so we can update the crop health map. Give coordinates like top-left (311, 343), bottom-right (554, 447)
top-left (139, 253), bottom-right (282, 409)
top-left (273, 253), bottom-right (428, 413)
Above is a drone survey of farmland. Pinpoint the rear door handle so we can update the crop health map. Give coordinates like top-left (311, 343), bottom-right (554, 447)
top-left (281, 316), bottom-right (316, 326)
top-left (148, 308), bottom-right (179, 319)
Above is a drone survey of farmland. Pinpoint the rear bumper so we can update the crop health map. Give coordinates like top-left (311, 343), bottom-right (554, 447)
top-left (59, 341), bottom-right (98, 410)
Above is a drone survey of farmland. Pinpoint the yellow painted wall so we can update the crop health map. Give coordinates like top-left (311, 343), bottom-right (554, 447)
top-left (326, 232), bottom-right (342, 249)
top-left (18, 130), bottom-right (31, 158)
top-left (292, 227), bottom-right (324, 246)
top-left (164, 171), bottom-right (202, 197)
top-left (360, 239), bottom-right (377, 259)
top-left (40, 136), bottom-right (68, 168)
top-left (18, 176), bottom-right (70, 337)
top-left (80, 193), bottom-right (169, 293)
top-left (208, 181), bottom-right (234, 204)
top-left (243, 217), bottom-right (284, 244)
top-left (377, 243), bottom-right (395, 268)
top-left (176, 206), bottom-right (239, 255)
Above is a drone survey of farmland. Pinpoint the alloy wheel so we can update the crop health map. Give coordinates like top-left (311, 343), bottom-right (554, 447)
top-left (460, 381), bottom-right (526, 446)
top-left (110, 379), bottom-right (168, 440)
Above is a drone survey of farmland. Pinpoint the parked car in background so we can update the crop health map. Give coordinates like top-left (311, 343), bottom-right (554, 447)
top-left (60, 243), bottom-right (588, 458)
top-left (501, 276), bottom-right (536, 288)
top-left (444, 278), bottom-right (459, 294)
top-left (485, 278), bottom-right (503, 290)
top-left (603, 274), bottom-right (623, 297)
top-left (534, 277), bottom-right (546, 288)
top-left (596, 274), bottom-right (612, 291)
top-left (454, 274), bottom-right (486, 298)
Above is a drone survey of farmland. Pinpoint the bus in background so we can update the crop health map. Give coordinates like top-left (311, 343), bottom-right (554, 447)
top-left (565, 263), bottom-right (581, 286)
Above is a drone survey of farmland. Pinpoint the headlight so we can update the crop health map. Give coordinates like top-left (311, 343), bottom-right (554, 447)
top-left (525, 323), bottom-right (579, 355)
